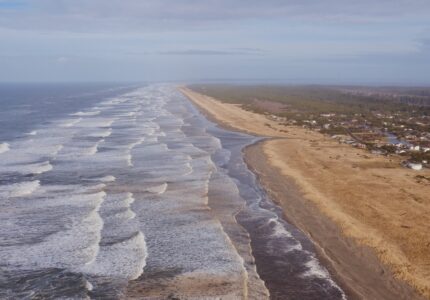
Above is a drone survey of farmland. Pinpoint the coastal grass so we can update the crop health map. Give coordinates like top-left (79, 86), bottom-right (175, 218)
top-left (190, 85), bottom-right (430, 113)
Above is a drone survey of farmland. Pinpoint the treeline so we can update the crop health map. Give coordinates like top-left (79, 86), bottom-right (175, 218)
top-left (189, 84), bottom-right (430, 116)
top-left (397, 95), bottom-right (430, 107)
top-left (338, 86), bottom-right (430, 107)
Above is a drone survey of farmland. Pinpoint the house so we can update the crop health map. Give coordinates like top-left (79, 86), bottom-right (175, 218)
top-left (371, 149), bottom-right (385, 155)
top-left (320, 113), bottom-right (335, 117)
top-left (407, 162), bottom-right (423, 171)
top-left (353, 143), bottom-right (367, 149)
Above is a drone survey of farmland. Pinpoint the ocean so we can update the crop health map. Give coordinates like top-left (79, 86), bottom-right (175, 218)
top-left (0, 84), bottom-right (346, 299)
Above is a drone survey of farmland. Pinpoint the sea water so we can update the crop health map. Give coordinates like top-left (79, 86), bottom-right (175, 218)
top-left (0, 84), bottom-right (346, 299)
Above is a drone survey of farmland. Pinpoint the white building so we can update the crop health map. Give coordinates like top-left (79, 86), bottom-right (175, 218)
top-left (407, 162), bottom-right (423, 171)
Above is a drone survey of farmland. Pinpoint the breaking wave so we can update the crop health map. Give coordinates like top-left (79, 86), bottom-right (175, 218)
top-left (2, 160), bottom-right (54, 175)
top-left (0, 84), bottom-right (345, 299)
top-left (0, 180), bottom-right (41, 198)
top-left (60, 118), bottom-right (82, 127)
top-left (70, 111), bottom-right (101, 117)
top-left (145, 183), bottom-right (168, 194)
top-left (0, 142), bottom-right (10, 154)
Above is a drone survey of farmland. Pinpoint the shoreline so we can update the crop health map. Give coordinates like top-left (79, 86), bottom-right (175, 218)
top-left (243, 140), bottom-right (422, 300)
top-left (179, 86), bottom-right (429, 300)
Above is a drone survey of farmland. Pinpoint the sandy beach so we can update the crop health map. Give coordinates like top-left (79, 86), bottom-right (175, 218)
top-left (180, 86), bottom-right (430, 299)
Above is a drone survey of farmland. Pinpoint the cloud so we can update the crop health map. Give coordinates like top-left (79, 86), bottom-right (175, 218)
top-left (0, 1), bottom-right (428, 84)
top-left (33, 0), bottom-right (430, 20)
top-left (0, 0), bottom-right (429, 33)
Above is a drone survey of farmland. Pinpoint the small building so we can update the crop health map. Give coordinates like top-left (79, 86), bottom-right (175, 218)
top-left (371, 149), bottom-right (385, 155)
top-left (320, 113), bottom-right (335, 117)
top-left (352, 143), bottom-right (367, 149)
top-left (407, 162), bottom-right (423, 171)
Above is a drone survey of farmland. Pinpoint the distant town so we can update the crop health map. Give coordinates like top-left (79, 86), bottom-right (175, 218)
top-left (191, 84), bottom-right (430, 171)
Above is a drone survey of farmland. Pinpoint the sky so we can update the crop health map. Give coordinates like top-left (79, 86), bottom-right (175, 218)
top-left (0, 0), bottom-right (429, 84)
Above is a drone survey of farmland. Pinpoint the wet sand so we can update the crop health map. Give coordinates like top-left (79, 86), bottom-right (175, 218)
top-left (180, 86), bottom-right (430, 300)
top-left (208, 170), bottom-right (270, 299)
top-left (245, 142), bottom-right (425, 300)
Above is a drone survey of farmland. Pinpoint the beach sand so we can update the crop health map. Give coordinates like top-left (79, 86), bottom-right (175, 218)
top-left (180, 86), bottom-right (430, 299)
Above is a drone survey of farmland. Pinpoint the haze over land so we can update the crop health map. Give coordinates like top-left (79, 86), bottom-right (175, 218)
top-left (0, 0), bottom-right (430, 84)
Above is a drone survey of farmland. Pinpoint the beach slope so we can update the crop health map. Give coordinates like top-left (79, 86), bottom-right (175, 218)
top-left (180, 86), bottom-right (430, 300)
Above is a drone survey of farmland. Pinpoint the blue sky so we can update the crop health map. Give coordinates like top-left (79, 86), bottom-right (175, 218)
top-left (0, 0), bottom-right (429, 84)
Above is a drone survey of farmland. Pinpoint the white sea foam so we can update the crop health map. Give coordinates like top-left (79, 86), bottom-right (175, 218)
top-left (113, 209), bottom-right (136, 221)
top-left (269, 218), bottom-right (294, 239)
top-left (60, 118), bottom-right (82, 127)
top-left (182, 162), bottom-right (193, 176)
top-left (0, 180), bottom-right (41, 198)
top-left (126, 153), bottom-right (133, 166)
top-left (88, 128), bottom-right (112, 138)
top-left (85, 280), bottom-right (93, 291)
top-left (130, 127), bottom-right (156, 137)
top-left (7, 136), bottom-right (65, 158)
top-left (119, 112), bottom-right (137, 117)
top-left (86, 185), bottom-right (107, 193)
top-left (83, 176), bottom-right (116, 183)
top-left (124, 192), bottom-right (135, 205)
top-left (77, 118), bottom-right (115, 128)
top-left (75, 191), bottom-right (147, 279)
top-left (53, 145), bottom-right (64, 156)
top-left (127, 137), bottom-right (145, 150)
top-left (1, 84), bottom-right (333, 299)
top-left (102, 193), bottom-right (135, 211)
top-left (5, 161), bottom-right (54, 175)
top-left (32, 189), bottom-right (107, 209)
top-left (303, 258), bottom-right (331, 279)
top-left (0, 191), bottom-right (106, 269)
top-left (145, 183), bottom-right (168, 194)
top-left (103, 119), bottom-right (115, 127)
top-left (97, 175), bottom-right (116, 183)
top-left (85, 140), bottom-right (104, 156)
top-left (26, 130), bottom-right (38, 136)
top-left (29, 143), bottom-right (64, 157)
top-left (100, 98), bottom-right (127, 106)
top-left (71, 111), bottom-right (101, 117)
top-left (0, 142), bottom-right (10, 154)
top-left (303, 257), bottom-right (347, 299)
top-left (144, 136), bottom-right (158, 143)
top-left (78, 231), bottom-right (147, 279)
top-left (270, 218), bottom-right (303, 253)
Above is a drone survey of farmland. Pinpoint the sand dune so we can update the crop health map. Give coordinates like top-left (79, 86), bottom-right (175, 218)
top-left (180, 86), bottom-right (430, 299)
